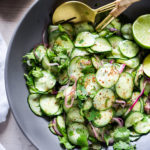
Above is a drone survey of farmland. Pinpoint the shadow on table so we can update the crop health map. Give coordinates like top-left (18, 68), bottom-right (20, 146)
top-left (0, 110), bottom-right (10, 134)
top-left (0, 0), bottom-right (34, 22)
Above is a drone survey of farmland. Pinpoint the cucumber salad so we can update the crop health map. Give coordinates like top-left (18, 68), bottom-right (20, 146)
top-left (23, 15), bottom-right (150, 150)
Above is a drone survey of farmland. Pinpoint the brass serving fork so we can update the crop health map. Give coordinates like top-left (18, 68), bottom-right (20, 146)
top-left (96, 0), bottom-right (141, 31)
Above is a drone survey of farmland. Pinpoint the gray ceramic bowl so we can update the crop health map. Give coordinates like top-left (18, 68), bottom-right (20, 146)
top-left (5, 0), bottom-right (150, 150)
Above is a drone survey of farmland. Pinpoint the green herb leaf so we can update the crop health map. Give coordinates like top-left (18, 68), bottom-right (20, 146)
top-left (58, 136), bottom-right (74, 150)
top-left (31, 67), bottom-right (43, 78)
top-left (87, 109), bottom-right (101, 122)
top-left (24, 74), bottom-right (34, 87)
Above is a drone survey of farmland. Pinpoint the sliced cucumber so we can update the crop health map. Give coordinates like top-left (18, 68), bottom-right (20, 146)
top-left (71, 48), bottom-right (89, 59)
top-left (83, 98), bottom-right (93, 111)
top-left (134, 65), bottom-right (143, 87)
top-left (134, 116), bottom-right (150, 134)
top-left (96, 63), bottom-right (119, 88)
top-left (28, 94), bottom-right (42, 116)
top-left (34, 71), bottom-right (56, 92)
top-left (131, 92), bottom-right (144, 112)
top-left (83, 74), bottom-right (101, 96)
top-left (140, 77), bottom-right (150, 96)
top-left (108, 36), bottom-right (123, 49)
top-left (129, 136), bottom-right (140, 142)
top-left (91, 55), bottom-right (101, 69)
top-left (121, 23), bottom-right (133, 40)
top-left (34, 45), bottom-right (46, 62)
top-left (56, 116), bottom-right (66, 135)
top-left (93, 109), bottom-right (113, 127)
top-left (125, 112), bottom-right (144, 128)
top-left (111, 18), bottom-right (121, 31)
top-left (116, 57), bottom-right (140, 69)
top-left (68, 57), bottom-right (82, 80)
top-left (53, 34), bottom-right (74, 55)
top-left (91, 37), bottom-right (112, 53)
top-left (48, 120), bottom-right (57, 135)
top-left (75, 32), bottom-right (95, 47)
top-left (62, 23), bottom-right (74, 38)
top-left (67, 107), bottom-right (84, 123)
top-left (40, 95), bottom-right (60, 116)
top-left (67, 123), bottom-right (89, 146)
top-left (74, 22), bottom-right (94, 34)
top-left (93, 88), bottom-right (115, 111)
top-left (42, 56), bottom-right (51, 70)
top-left (119, 40), bottom-right (139, 58)
top-left (116, 72), bottom-right (133, 100)
top-left (68, 56), bottom-right (93, 80)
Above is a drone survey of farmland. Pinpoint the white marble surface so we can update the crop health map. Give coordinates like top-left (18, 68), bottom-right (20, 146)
top-left (0, 0), bottom-right (37, 149)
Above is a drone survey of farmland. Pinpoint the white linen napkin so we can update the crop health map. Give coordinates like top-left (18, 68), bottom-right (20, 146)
top-left (0, 33), bottom-right (9, 123)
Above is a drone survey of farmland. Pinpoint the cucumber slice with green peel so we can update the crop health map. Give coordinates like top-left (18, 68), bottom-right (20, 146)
top-left (93, 88), bottom-right (115, 111)
top-left (91, 55), bottom-right (101, 69)
top-left (68, 56), bottom-right (93, 80)
top-left (75, 32), bottom-right (95, 47)
top-left (132, 14), bottom-right (150, 49)
top-left (83, 74), bottom-right (101, 96)
top-left (134, 65), bottom-right (144, 87)
top-left (55, 107), bottom-right (63, 115)
top-left (34, 71), bottom-right (56, 92)
top-left (117, 57), bottom-right (140, 69)
top-left (91, 37), bottom-right (112, 53)
top-left (121, 23), bottom-right (133, 40)
top-left (107, 36), bottom-right (127, 60)
top-left (62, 23), bottom-right (74, 37)
top-left (143, 54), bottom-right (150, 77)
top-left (134, 116), bottom-right (150, 134)
top-left (108, 36), bottom-right (124, 49)
top-left (111, 18), bottom-right (121, 31)
top-left (125, 112), bottom-right (144, 128)
top-left (67, 123), bottom-right (89, 146)
top-left (83, 98), bottom-right (93, 111)
top-left (86, 47), bottom-right (95, 53)
top-left (71, 48), bottom-right (89, 59)
top-left (56, 116), bottom-right (66, 135)
top-left (34, 45), bottom-right (46, 62)
top-left (130, 131), bottom-right (140, 137)
top-left (129, 136), bottom-right (140, 142)
top-left (140, 77), bottom-right (150, 96)
top-left (40, 95), bottom-right (60, 116)
top-left (93, 109), bottom-right (113, 127)
top-left (131, 92), bottom-right (144, 112)
top-left (48, 120), bottom-right (57, 135)
top-left (119, 40), bottom-right (139, 58)
top-left (28, 94), bottom-right (43, 116)
top-left (96, 63), bottom-right (119, 88)
top-left (53, 34), bottom-right (74, 55)
top-left (116, 72), bottom-right (133, 100)
top-left (74, 22), bottom-right (94, 35)
top-left (67, 107), bottom-right (84, 123)
top-left (68, 57), bottom-right (83, 80)
top-left (41, 56), bottom-right (51, 70)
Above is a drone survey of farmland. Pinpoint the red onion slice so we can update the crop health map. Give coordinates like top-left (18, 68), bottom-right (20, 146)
top-left (125, 81), bottom-right (147, 116)
top-left (89, 122), bottom-right (99, 140)
top-left (65, 78), bottom-right (77, 108)
top-left (112, 117), bottom-right (123, 126)
top-left (52, 118), bottom-right (62, 136)
top-left (119, 64), bottom-right (126, 73)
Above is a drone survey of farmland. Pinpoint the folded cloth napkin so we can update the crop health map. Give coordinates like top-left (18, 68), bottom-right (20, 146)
top-left (0, 34), bottom-right (9, 123)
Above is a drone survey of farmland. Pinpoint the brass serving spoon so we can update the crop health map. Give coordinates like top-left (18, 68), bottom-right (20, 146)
top-left (52, 1), bottom-right (116, 24)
